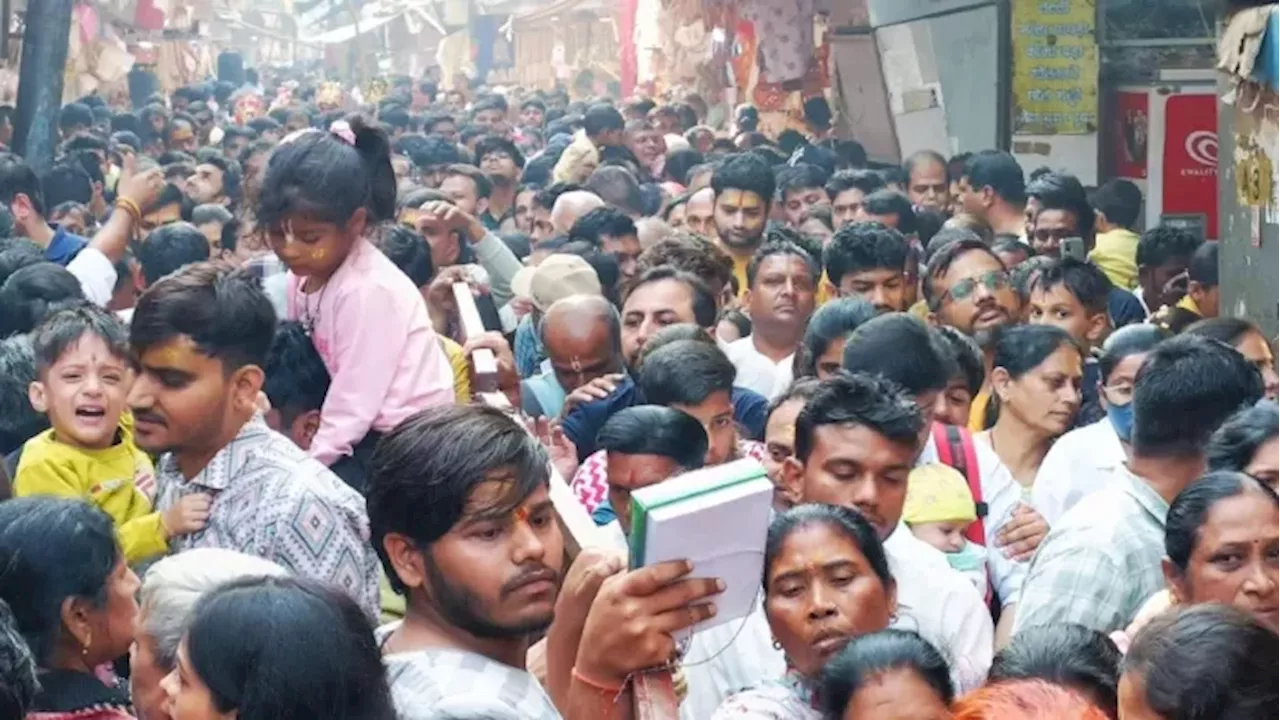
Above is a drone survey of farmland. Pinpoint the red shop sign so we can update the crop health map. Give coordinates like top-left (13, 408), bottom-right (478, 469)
top-left (1162, 94), bottom-right (1218, 240)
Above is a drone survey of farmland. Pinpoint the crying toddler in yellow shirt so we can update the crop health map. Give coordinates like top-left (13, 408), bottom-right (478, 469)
top-left (14, 305), bottom-right (211, 563)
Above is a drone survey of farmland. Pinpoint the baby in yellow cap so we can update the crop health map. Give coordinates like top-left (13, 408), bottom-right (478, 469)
top-left (903, 463), bottom-right (987, 593)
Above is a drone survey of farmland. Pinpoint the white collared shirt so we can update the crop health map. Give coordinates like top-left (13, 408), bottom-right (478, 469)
top-left (723, 336), bottom-right (794, 401)
top-left (916, 431), bottom-right (1028, 607)
top-left (1031, 418), bottom-right (1127, 526)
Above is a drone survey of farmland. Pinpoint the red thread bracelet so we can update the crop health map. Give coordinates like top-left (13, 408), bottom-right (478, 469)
top-left (571, 666), bottom-right (625, 694)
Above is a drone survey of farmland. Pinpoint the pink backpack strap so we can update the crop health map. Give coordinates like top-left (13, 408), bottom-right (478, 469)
top-left (933, 423), bottom-right (987, 545)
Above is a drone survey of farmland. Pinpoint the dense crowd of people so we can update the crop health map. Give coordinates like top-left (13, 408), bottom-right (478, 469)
top-left (0, 70), bottom-right (1275, 720)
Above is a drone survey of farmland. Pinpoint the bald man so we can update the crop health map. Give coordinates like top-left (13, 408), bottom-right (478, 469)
top-left (519, 295), bottom-right (624, 418)
top-left (684, 187), bottom-right (717, 239)
top-left (551, 190), bottom-right (606, 236)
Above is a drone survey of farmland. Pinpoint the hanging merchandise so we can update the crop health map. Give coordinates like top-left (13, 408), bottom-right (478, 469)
top-left (136, 0), bottom-right (167, 32)
top-left (552, 41), bottom-right (571, 82)
top-left (730, 18), bottom-right (757, 94)
top-left (802, 16), bottom-right (830, 98)
top-left (65, 7), bottom-right (136, 102)
top-left (472, 14), bottom-right (514, 81)
top-left (741, 0), bottom-right (816, 88)
top-left (618, 0), bottom-right (640, 96)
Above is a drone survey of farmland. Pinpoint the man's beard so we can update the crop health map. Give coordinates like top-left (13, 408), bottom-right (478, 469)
top-left (423, 557), bottom-right (557, 640)
top-left (487, 172), bottom-right (514, 189)
top-left (970, 319), bottom-right (1009, 350)
top-left (717, 227), bottom-right (763, 251)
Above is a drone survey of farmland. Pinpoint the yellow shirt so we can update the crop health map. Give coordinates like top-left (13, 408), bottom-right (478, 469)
top-left (817, 271), bottom-right (834, 306)
top-left (15, 425), bottom-right (166, 563)
top-left (968, 386), bottom-right (993, 432)
top-left (439, 337), bottom-right (472, 404)
top-left (1089, 228), bottom-right (1140, 290)
top-left (732, 255), bottom-right (750, 300)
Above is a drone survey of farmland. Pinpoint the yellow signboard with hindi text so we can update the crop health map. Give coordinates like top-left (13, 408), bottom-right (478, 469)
top-left (1012, 0), bottom-right (1099, 135)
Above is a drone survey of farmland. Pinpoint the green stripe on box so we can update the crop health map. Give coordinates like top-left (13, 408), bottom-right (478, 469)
top-left (628, 458), bottom-right (766, 568)
top-left (628, 503), bottom-right (647, 570)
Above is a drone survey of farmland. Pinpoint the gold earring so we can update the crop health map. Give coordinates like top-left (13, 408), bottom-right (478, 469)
top-left (82, 630), bottom-right (92, 657)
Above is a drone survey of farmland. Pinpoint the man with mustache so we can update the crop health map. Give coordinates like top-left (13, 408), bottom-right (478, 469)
top-left (923, 237), bottom-right (1022, 431)
top-left (712, 154), bottom-right (774, 299)
top-left (366, 404), bottom-right (725, 719)
top-left (726, 240), bottom-right (819, 400)
top-left (128, 262), bottom-right (380, 617)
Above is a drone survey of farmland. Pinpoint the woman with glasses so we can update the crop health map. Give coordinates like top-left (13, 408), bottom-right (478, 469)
top-left (1031, 324), bottom-right (1166, 525)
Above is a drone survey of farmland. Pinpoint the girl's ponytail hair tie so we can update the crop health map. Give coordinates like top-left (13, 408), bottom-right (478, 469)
top-left (329, 119), bottom-right (356, 146)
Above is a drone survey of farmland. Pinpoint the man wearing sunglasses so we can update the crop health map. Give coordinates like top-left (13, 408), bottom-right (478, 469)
top-left (923, 238), bottom-right (1022, 430)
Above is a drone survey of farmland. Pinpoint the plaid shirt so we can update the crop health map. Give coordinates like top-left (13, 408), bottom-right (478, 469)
top-left (154, 415), bottom-right (380, 618)
top-left (377, 624), bottom-right (561, 719)
top-left (1014, 467), bottom-right (1170, 636)
top-left (571, 440), bottom-right (769, 515)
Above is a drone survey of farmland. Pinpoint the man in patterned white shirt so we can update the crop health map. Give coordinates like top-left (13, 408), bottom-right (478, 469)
top-left (127, 262), bottom-right (379, 617)
top-left (366, 404), bottom-right (726, 720)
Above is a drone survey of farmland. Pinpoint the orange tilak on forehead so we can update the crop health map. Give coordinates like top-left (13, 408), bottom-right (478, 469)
top-left (719, 189), bottom-right (764, 211)
top-left (513, 506), bottom-right (531, 523)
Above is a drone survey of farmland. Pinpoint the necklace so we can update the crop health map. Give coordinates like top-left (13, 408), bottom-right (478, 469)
top-left (300, 279), bottom-right (328, 335)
